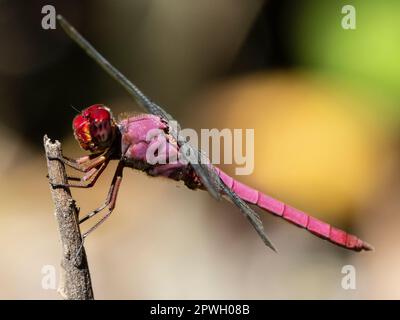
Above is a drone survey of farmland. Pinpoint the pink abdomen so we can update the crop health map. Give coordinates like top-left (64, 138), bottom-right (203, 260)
top-left (214, 167), bottom-right (373, 252)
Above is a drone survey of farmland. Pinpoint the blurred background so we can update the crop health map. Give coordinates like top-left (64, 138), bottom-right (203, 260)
top-left (0, 0), bottom-right (399, 299)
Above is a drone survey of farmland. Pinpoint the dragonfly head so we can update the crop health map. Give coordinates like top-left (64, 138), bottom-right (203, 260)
top-left (73, 104), bottom-right (117, 152)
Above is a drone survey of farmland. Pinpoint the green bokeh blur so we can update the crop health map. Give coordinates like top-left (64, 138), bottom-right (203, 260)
top-left (293, 0), bottom-right (400, 118)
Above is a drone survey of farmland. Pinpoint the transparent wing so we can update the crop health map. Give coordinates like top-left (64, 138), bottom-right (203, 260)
top-left (181, 141), bottom-right (276, 250)
top-left (58, 15), bottom-right (276, 250)
top-left (58, 15), bottom-right (221, 199)
top-left (219, 182), bottom-right (277, 252)
top-left (167, 121), bottom-right (222, 200)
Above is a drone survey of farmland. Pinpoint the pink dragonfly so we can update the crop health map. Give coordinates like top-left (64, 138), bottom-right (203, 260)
top-left (51, 16), bottom-right (373, 253)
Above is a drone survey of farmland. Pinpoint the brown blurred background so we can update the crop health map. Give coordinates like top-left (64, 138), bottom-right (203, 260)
top-left (0, 0), bottom-right (399, 299)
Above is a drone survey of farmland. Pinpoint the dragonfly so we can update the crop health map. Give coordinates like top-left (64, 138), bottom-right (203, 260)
top-left (51, 15), bottom-right (373, 253)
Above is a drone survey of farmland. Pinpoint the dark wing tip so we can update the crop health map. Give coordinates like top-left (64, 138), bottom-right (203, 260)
top-left (261, 235), bottom-right (278, 253)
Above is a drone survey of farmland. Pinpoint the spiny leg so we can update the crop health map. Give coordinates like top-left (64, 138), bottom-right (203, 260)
top-left (51, 160), bottom-right (110, 189)
top-left (78, 162), bottom-right (121, 223)
top-left (48, 152), bottom-right (107, 172)
top-left (82, 176), bottom-right (122, 238)
top-left (72, 171), bottom-right (121, 267)
top-left (65, 176), bottom-right (83, 181)
top-left (79, 184), bottom-right (113, 224)
top-left (46, 174), bottom-right (81, 181)
top-left (64, 160), bottom-right (107, 182)
top-left (79, 161), bottom-right (124, 229)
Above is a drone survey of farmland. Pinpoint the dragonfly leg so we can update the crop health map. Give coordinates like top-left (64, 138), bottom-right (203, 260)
top-left (48, 154), bottom-right (92, 172)
top-left (48, 152), bottom-right (106, 173)
top-left (51, 160), bottom-right (109, 189)
top-left (79, 162), bottom-right (124, 235)
top-left (72, 164), bottom-right (121, 267)
top-left (66, 176), bottom-right (82, 181)
top-left (46, 173), bottom-right (82, 181)
top-left (66, 169), bottom-right (102, 181)
top-left (79, 186), bottom-right (113, 224)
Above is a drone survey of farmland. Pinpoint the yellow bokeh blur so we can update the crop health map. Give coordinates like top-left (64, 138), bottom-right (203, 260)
top-left (191, 72), bottom-right (389, 220)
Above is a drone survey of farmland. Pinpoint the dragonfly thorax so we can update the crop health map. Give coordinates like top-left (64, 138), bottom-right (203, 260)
top-left (72, 104), bottom-right (117, 152)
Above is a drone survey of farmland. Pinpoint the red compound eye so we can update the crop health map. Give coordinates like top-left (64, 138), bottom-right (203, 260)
top-left (73, 114), bottom-right (88, 132)
top-left (83, 104), bottom-right (111, 123)
top-left (72, 114), bottom-right (92, 150)
top-left (72, 104), bottom-right (114, 151)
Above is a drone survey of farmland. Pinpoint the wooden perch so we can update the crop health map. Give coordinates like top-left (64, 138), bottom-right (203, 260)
top-left (43, 135), bottom-right (94, 300)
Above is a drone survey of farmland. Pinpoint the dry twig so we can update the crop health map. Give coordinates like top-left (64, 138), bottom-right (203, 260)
top-left (43, 135), bottom-right (94, 300)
